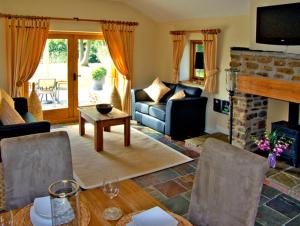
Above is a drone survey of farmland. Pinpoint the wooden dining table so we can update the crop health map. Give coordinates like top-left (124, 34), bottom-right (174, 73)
top-left (9, 180), bottom-right (191, 226)
top-left (79, 180), bottom-right (167, 225)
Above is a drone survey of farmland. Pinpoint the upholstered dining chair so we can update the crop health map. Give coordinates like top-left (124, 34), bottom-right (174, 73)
top-left (188, 138), bottom-right (269, 226)
top-left (0, 131), bottom-right (73, 210)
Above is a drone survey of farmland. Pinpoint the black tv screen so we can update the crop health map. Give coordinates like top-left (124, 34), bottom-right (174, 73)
top-left (256, 3), bottom-right (300, 45)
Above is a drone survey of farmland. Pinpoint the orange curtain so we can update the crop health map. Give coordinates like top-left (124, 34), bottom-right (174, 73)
top-left (5, 17), bottom-right (50, 97)
top-left (203, 33), bottom-right (218, 93)
top-left (101, 22), bottom-right (136, 114)
top-left (171, 32), bottom-right (186, 83)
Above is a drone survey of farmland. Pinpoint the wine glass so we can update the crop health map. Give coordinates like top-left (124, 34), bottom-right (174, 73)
top-left (0, 211), bottom-right (13, 226)
top-left (102, 178), bottom-right (122, 221)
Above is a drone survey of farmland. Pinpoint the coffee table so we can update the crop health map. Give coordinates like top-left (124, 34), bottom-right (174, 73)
top-left (78, 106), bottom-right (131, 152)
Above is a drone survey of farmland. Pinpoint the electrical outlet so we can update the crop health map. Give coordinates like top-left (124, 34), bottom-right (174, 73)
top-left (221, 100), bottom-right (230, 115)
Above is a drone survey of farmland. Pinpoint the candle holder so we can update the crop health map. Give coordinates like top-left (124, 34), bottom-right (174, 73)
top-left (225, 68), bottom-right (239, 144)
top-left (48, 180), bottom-right (80, 226)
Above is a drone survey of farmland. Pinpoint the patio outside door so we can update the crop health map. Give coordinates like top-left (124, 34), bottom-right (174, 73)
top-left (29, 32), bottom-right (111, 123)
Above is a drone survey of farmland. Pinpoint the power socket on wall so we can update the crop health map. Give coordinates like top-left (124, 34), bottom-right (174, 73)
top-left (213, 98), bottom-right (229, 115)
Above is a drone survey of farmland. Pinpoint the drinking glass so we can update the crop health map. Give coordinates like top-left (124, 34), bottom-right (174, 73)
top-left (0, 211), bottom-right (13, 226)
top-left (48, 180), bottom-right (80, 226)
top-left (102, 178), bottom-right (122, 221)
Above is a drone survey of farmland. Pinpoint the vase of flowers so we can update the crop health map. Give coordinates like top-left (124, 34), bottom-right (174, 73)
top-left (252, 130), bottom-right (294, 168)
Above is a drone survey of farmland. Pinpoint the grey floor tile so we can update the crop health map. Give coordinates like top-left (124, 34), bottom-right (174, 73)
top-left (285, 214), bottom-right (300, 226)
top-left (259, 195), bottom-right (270, 207)
top-left (161, 195), bottom-right (190, 216)
top-left (266, 194), bottom-right (300, 218)
top-left (256, 206), bottom-right (290, 226)
top-left (262, 184), bottom-right (282, 199)
top-left (152, 169), bottom-right (181, 183)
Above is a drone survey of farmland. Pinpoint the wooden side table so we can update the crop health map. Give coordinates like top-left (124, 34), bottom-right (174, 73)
top-left (78, 106), bottom-right (131, 152)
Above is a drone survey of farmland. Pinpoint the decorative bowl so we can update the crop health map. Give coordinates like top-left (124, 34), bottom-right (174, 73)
top-left (96, 104), bottom-right (113, 114)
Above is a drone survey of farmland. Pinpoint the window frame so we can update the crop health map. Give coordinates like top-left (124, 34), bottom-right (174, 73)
top-left (189, 40), bottom-right (205, 83)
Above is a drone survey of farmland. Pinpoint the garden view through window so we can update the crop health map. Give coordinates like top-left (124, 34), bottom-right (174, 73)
top-left (30, 36), bottom-right (112, 111)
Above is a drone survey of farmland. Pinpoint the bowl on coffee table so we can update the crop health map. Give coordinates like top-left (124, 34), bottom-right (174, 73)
top-left (96, 104), bottom-right (113, 114)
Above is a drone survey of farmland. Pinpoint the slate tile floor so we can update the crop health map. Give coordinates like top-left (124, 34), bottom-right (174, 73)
top-left (132, 124), bottom-right (300, 226)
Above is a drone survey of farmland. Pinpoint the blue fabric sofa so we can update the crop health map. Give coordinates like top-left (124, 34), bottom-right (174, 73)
top-left (131, 82), bottom-right (207, 140)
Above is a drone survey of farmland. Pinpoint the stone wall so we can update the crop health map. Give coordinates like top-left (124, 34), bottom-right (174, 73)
top-left (232, 93), bottom-right (268, 151)
top-left (230, 49), bottom-right (300, 81)
top-left (230, 48), bottom-right (300, 151)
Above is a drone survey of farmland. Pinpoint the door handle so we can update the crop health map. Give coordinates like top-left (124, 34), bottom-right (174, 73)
top-left (73, 73), bottom-right (77, 81)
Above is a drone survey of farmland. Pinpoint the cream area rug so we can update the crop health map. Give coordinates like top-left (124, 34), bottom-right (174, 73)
top-left (55, 124), bottom-right (192, 189)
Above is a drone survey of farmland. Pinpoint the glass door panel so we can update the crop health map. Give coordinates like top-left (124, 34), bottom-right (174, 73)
top-left (77, 39), bottom-right (112, 107)
top-left (30, 39), bottom-right (69, 110)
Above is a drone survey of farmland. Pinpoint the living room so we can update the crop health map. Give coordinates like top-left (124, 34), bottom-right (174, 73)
top-left (0, 0), bottom-right (300, 225)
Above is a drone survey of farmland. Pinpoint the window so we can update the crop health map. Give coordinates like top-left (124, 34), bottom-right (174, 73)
top-left (190, 40), bottom-right (205, 82)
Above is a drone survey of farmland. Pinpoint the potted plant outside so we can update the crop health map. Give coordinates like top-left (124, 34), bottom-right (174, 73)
top-left (92, 67), bottom-right (107, 90)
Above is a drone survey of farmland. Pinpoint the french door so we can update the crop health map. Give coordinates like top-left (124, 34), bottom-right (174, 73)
top-left (29, 32), bottom-right (109, 123)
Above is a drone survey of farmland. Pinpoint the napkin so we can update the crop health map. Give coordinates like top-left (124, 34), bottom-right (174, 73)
top-left (130, 206), bottom-right (178, 226)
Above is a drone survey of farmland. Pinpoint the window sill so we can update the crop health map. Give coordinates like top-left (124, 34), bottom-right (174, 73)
top-left (180, 80), bottom-right (205, 89)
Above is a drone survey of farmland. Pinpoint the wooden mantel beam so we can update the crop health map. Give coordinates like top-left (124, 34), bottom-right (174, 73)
top-left (237, 74), bottom-right (300, 104)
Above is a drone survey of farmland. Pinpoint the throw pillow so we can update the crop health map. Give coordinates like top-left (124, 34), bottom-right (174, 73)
top-left (28, 83), bottom-right (43, 121)
top-left (109, 85), bottom-right (122, 110)
top-left (0, 89), bottom-right (14, 109)
top-left (169, 90), bottom-right (186, 100)
top-left (144, 77), bottom-right (171, 102)
top-left (0, 98), bottom-right (25, 125)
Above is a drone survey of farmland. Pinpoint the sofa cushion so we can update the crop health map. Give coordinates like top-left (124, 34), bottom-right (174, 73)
top-left (141, 114), bottom-right (165, 134)
top-left (21, 112), bottom-right (36, 123)
top-left (169, 90), bottom-right (186, 100)
top-left (160, 82), bottom-right (177, 103)
top-left (0, 99), bottom-right (25, 125)
top-left (149, 104), bottom-right (166, 121)
top-left (135, 101), bottom-right (155, 114)
top-left (0, 89), bottom-right (14, 110)
top-left (28, 84), bottom-right (43, 121)
top-left (175, 84), bottom-right (202, 97)
top-left (144, 77), bottom-right (170, 102)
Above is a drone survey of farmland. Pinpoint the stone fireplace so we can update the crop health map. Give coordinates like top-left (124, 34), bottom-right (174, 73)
top-left (229, 48), bottom-right (300, 153)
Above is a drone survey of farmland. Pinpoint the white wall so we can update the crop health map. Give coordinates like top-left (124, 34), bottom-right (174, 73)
top-left (155, 15), bottom-right (250, 133)
top-left (249, 0), bottom-right (300, 130)
top-left (0, 0), bottom-right (158, 90)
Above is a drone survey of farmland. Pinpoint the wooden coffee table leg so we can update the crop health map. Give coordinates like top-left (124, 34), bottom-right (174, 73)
top-left (94, 122), bottom-right (103, 152)
top-left (124, 117), bottom-right (130, 146)
top-left (79, 114), bottom-right (85, 136)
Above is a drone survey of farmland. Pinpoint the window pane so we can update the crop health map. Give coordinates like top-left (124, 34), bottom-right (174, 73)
top-left (77, 39), bottom-right (112, 107)
top-left (195, 69), bottom-right (205, 79)
top-left (29, 39), bottom-right (68, 110)
top-left (196, 44), bottom-right (204, 52)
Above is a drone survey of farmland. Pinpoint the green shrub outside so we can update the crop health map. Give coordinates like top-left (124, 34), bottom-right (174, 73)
top-left (92, 67), bottom-right (107, 80)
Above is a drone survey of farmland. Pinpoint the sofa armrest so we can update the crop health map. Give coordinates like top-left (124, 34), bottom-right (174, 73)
top-left (13, 97), bottom-right (28, 115)
top-left (131, 89), bottom-right (152, 120)
top-left (0, 121), bottom-right (51, 141)
top-left (165, 96), bottom-right (208, 139)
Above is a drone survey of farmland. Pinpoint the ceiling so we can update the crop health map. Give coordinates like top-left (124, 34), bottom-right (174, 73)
top-left (112, 0), bottom-right (249, 22)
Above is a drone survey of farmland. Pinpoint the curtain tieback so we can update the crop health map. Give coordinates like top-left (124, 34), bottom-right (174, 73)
top-left (206, 69), bottom-right (218, 78)
top-left (16, 81), bottom-right (23, 87)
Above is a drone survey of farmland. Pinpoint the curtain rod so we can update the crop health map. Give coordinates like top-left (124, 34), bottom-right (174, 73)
top-left (170, 29), bottom-right (221, 35)
top-left (0, 12), bottom-right (139, 26)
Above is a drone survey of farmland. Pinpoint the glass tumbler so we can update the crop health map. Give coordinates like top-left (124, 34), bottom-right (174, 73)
top-left (48, 180), bottom-right (80, 226)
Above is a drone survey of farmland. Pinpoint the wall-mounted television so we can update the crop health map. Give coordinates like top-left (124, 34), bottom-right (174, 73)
top-left (256, 3), bottom-right (300, 45)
